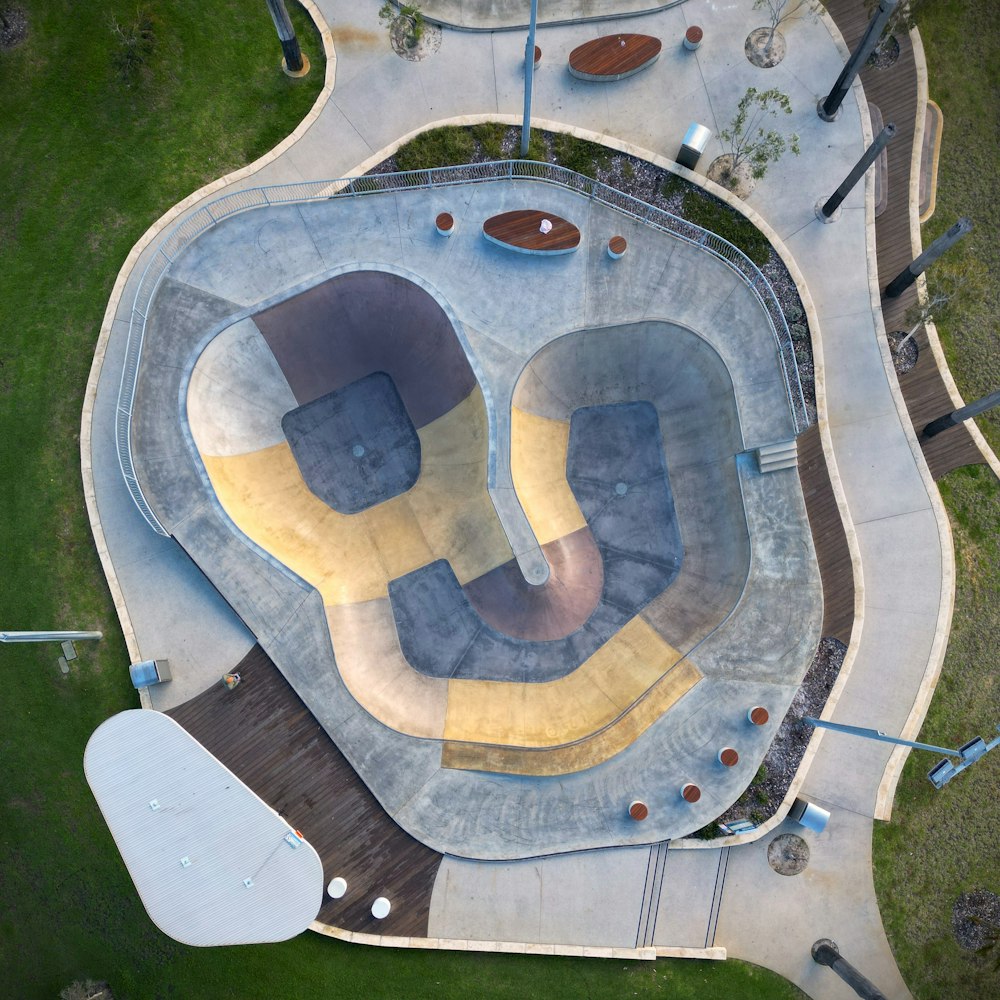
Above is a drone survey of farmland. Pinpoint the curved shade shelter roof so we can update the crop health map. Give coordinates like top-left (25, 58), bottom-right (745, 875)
top-left (84, 710), bottom-right (324, 946)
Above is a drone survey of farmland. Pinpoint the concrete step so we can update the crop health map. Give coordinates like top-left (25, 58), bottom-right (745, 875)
top-left (755, 439), bottom-right (798, 474)
top-left (759, 455), bottom-right (800, 473)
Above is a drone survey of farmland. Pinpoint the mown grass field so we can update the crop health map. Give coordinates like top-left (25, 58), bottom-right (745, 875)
top-left (872, 468), bottom-right (1000, 1000)
top-left (872, 3), bottom-right (1000, 998)
top-left (916, 0), bottom-right (1000, 452)
top-left (0, 3), bottom-right (806, 997)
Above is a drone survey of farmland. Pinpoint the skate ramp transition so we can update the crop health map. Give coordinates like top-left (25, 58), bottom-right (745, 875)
top-left (188, 269), bottom-right (749, 776)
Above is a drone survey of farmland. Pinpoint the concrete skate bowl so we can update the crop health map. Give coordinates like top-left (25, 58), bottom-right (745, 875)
top-left (188, 269), bottom-right (751, 776)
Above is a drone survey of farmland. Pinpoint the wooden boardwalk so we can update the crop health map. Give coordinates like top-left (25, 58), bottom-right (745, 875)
top-left (167, 645), bottom-right (443, 938)
top-left (825, 0), bottom-right (982, 479)
top-left (797, 424), bottom-right (855, 644)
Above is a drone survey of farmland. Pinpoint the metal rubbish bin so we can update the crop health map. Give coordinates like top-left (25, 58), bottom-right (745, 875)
top-left (789, 797), bottom-right (831, 834)
top-left (677, 123), bottom-right (711, 170)
top-left (129, 659), bottom-right (172, 688)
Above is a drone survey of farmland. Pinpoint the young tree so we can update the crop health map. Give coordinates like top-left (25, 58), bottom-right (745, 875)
top-left (863, 0), bottom-right (926, 57)
top-left (60, 981), bottom-right (113, 1000)
top-left (895, 257), bottom-right (986, 352)
top-left (379, 1), bottom-right (424, 48)
top-left (718, 87), bottom-right (800, 187)
top-left (753, 0), bottom-right (822, 57)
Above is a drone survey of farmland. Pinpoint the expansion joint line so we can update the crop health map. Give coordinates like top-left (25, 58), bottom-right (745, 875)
top-left (635, 840), bottom-right (670, 948)
top-left (705, 846), bottom-right (730, 949)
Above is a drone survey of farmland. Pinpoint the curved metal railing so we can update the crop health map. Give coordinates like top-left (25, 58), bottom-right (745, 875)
top-left (116, 160), bottom-right (809, 534)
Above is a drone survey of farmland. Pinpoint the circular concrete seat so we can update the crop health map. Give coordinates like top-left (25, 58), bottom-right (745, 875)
top-left (327, 876), bottom-right (347, 899)
top-left (371, 896), bottom-right (391, 919)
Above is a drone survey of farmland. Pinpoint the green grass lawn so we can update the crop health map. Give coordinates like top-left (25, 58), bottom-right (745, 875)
top-left (872, 468), bottom-right (1000, 1000)
top-left (916, 0), bottom-right (1000, 452)
top-left (0, 3), bottom-right (806, 997)
top-left (871, 7), bottom-right (1000, 997)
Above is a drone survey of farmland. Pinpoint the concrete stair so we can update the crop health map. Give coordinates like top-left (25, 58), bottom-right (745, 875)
top-left (755, 439), bottom-right (799, 474)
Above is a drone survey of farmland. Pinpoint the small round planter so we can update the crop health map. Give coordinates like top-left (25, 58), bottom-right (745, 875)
top-left (628, 800), bottom-right (648, 821)
top-left (683, 26), bottom-right (703, 51)
top-left (435, 212), bottom-right (455, 237)
top-left (607, 235), bottom-right (627, 259)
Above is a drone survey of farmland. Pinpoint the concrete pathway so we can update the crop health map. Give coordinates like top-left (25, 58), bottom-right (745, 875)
top-left (83, 1), bottom-right (951, 995)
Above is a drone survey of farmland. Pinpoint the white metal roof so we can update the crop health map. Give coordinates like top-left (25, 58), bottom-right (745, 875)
top-left (84, 710), bottom-right (324, 946)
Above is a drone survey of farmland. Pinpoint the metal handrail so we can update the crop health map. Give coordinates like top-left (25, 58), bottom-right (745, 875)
top-left (116, 160), bottom-right (809, 534)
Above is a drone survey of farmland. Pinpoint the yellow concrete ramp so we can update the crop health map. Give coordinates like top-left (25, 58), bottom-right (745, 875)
top-left (441, 657), bottom-right (703, 776)
top-left (510, 406), bottom-right (587, 546)
top-left (443, 617), bottom-right (691, 747)
top-left (199, 387), bottom-right (514, 605)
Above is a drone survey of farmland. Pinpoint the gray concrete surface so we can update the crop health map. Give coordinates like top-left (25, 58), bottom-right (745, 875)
top-left (125, 182), bottom-right (820, 858)
top-left (82, 1), bottom-right (949, 993)
top-left (282, 373), bottom-right (421, 514)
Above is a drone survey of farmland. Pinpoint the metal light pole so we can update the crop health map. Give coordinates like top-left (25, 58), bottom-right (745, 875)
top-left (1, 631), bottom-right (103, 642)
top-left (885, 217), bottom-right (973, 297)
top-left (817, 122), bottom-right (896, 220)
top-left (804, 717), bottom-right (1000, 789)
top-left (812, 940), bottom-right (888, 1000)
top-left (265, 0), bottom-right (304, 74)
top-left (922, 388), bottom-right (1000, 438)
top-left (520, 0), bottom-right (539, 157)
top-left (818, 0), bottom-right (898, 121)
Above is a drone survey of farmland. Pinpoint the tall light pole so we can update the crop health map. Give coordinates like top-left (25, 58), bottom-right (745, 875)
top-left (804, 717), bottom-right (1000, 789)
top-left (520, 0), bottom-right (539, 157)
top-left (922, 388), bottom-right (1000, 439)
top-left (265, 0), bottom-right (305, 75)
top-left (1, 631), bottom-right (103, 642)
top-left (818, 0), bottom-right (898, 122)
top-left (812, 940), bottom-right (888, 1000)
top-left (817, 122), bottom-right (896, 220)
top-left (884, 217), bottom-right (973, 297)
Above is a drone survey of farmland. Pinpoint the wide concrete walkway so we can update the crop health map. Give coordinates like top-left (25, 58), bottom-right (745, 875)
top-left (83, 1), bottom-right (951, 996)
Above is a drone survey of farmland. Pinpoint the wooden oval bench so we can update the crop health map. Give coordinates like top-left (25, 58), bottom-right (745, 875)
top-left (568, 34), bottom-right (662, 82)
top-left (483, 210), bottom-right (581, 255)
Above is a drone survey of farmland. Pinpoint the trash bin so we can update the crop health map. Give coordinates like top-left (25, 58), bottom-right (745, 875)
top-left (789, 797), bottom-right (831, 834)
top-left (677, 123), bottom-right (711, 170)
top-left (129, 659), bottom-right (171, 688)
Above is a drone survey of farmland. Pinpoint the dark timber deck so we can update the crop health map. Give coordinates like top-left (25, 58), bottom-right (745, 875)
top-left (797, 424), bottom-right (855, 644)
top-left (166, 645), bottom-right (443, 938)
top-left (825, 0), bottom-right (983, 479)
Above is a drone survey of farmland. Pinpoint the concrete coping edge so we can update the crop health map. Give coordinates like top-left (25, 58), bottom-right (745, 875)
top-left (309, 919), bottom-right (724, 959)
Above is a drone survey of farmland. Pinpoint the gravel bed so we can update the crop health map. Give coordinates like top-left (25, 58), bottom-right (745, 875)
top-left (699, 637), bottom-right (847, 838)
top-left (952, 889), bottom-right (1000, 951)
top-left (887, 330), bottom-right (919, 375)
top-left (0, 5), bottom-right (28, 49)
